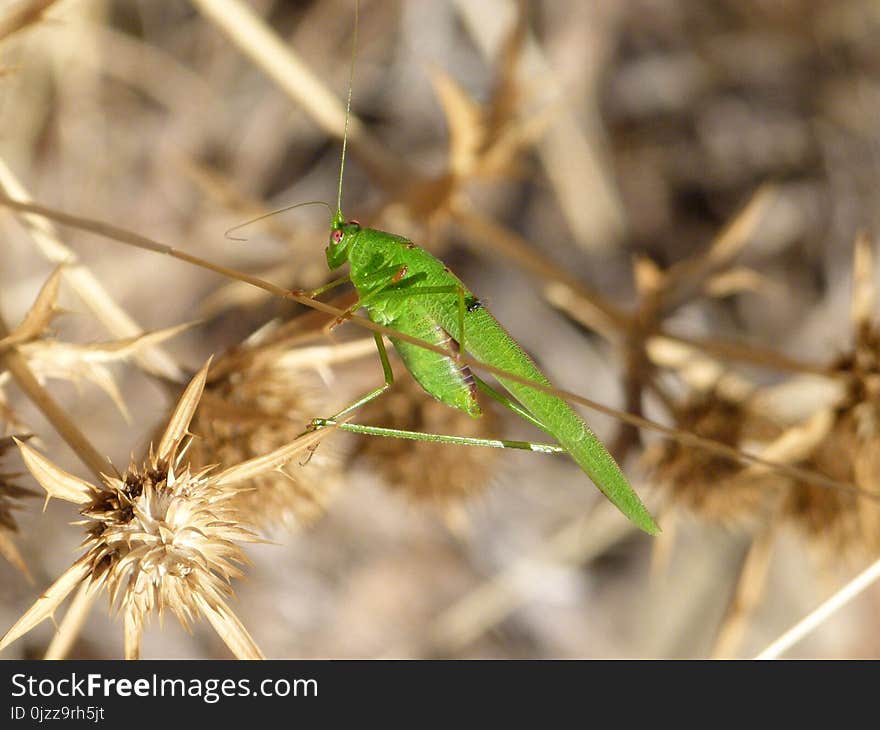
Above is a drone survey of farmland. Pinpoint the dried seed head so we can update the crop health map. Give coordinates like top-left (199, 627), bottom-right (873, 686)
top-left (190, 355), bottom-right (344, 529)
top-left (0, 361), bottom-right (332, 659)
top-left (82, 449), bottom-right (257, 635)
top-left (784, 372), bottom-right (880, 559)
top-left (783, 405), bottom-right (880, 559)
top-left (784, 236), bottom-right (880, 558)
top-left (649, 392), bottom-right (779, 525)
top-left (354, 371), bottom-right (500, 506)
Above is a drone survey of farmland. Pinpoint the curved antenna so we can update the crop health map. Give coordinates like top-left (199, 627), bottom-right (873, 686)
top-left (224, 201), bottom-right (332, 241)
top-left (335, 0), bottom-right (359, 223)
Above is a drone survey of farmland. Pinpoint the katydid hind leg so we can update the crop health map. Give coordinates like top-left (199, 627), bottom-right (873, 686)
top-left (312, 332), bottom-right (394, 427)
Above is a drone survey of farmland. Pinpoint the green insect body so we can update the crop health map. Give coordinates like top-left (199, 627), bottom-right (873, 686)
top-left (327, 216), bottom-right (659, 535)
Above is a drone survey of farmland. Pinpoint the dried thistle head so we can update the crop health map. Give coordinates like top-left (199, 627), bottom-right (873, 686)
top-left (783, 404), bottom-right (880, 559)
top-left (354, 370), bottom-right (500, 507)
top-left (189, 344), bottom-right (346, 530)
top-left (0, 435), bottom-right (37, 578)
top-left (649, 390), bottom-right (779, 525)
top-left (783, 235), bottom-right (880, 558)
top-left (0, 360), bottom-right (331, 659)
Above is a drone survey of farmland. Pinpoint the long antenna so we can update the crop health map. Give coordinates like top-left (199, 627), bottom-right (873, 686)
top-left (335, 0), bottom-right (359, 221)
top-left (224, 201), bottom-right (332, 241)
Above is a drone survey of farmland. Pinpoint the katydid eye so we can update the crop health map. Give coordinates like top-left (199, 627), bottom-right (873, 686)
top-left (331, 229), bottom-right (344, 244)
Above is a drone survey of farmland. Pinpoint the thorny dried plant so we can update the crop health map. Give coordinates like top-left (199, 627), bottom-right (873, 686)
top-left (3, 0), bottom-right (880, 660)
top-left (648, 390), bottom-right (781, 526)
top-left (0, 435), bottom-right (37, 579)
top-left (0, 361), bottom-right (332, 659)
top-left (783, 236), bottom-right (880, 560)
top-left (189, 335), bottom-right (347, 530)
top-left (0, 266), bottom-right (190, 420)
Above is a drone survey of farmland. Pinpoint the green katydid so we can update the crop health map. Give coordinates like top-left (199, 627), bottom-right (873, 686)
top-left (273, 7), bottom-right (660, 536)
top-left (0, 4), bottom-right (657, 535)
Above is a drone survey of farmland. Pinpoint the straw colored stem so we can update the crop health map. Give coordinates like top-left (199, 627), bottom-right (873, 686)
top-left (0, 159), bottom-right (182, 381)
top-left (44, 580), bottom-right (99, 660)
top-left (756, 556), bottom-right (880, 659)
top-left (0, 194), bottom-right (868, 500)
top-left (0, 312), bottom-right (109, 480)
top-left (188, 0), bottom-right (409, 190)
top-left (711, 527), bottom-right (775, 658)
top-left (0, 0), bottom-right (58, 42)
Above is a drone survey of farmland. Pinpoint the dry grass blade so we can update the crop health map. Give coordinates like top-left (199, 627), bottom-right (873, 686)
top-left (0, 557), bottom-right (91, 652)
top-left (661, 185), bottom-right (777, 309)
top-left (0, 159), bottom-right (182, 380)
top-left (0, 0), bottom-right (58, 43)
top-left (711, 528), bottom-right (776, 658)
top-left (16, 323), bottom-right (193, 420)
top-left (0, 531), bottom-right (29, 580)
top-left (852, 232), bottom-right (874, 327)
top-left (756, 557), bottom-right (880, 659)
top-left (0, 312), bottom-right (109, 479)
top-left (44, 581), bottom-right (98, 660)
top-left (196, 596), bottom-right (264, 660)
top-left (156, 358), bottom-right (211, 463)
top-left (0, 266), bottom-right (63, 351)
top-left (123, 611), bottom-right (140, 661)
top-left (15, 437), bottom-right (95, 504)
top-left (213, 424), bottom-right (334, 487)
top-left (188, 0), bottom-right (407, 190)
top-left (455, 0), bottom-right (627, 253)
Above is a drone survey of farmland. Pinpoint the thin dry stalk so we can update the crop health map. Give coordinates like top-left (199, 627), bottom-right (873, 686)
top-left (43, 580), bottom-right (98, 660)
top-left (0, 194), bottom-right (868, 501)
top-left (0, 159), bottom-right (182, 380)
top-left (0, 311), bottom-right (108, 479)
top-left (0, 0), bottom-right (58, 43)
top-left (711, 527), bottom-right (776, 658)
top-left (188, 0), bottom-right (409, 190)
top-left (756, 556), bottom-right (880, 659)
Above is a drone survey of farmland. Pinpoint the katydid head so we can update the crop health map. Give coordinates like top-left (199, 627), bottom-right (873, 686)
top-left (326, 214), bottom-right (361, 270)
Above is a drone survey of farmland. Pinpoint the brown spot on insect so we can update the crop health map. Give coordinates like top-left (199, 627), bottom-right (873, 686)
top-left (440, 327), bottom-right (478, 398)
top-left (405, 242), bottom-right (416, 249)
top-left (391, 265), bottom-right (408, 284)
top-left (443, 266), bottom-right (450, 273)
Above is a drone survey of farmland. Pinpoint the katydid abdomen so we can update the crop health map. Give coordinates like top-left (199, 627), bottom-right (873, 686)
top-left (338, 221), bottom-right (659, 535)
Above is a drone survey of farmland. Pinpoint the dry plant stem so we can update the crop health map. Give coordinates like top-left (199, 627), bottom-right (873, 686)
top-left (188, 0), bottom-right (408, 191)
top-left (649, 506), bottom-right (678, 578)
top-left (44, 580), bottom-right (98, 660)
top-left (0, 195), bottom-right (869, 501)
top-left (0, 160), bottom-right (182, 381)
top-left (710, 526), bottom-right (775, 659)
top-left (659, 185), bottom-right (777, 313)
top-left (756, 557), bottom-right (880, 659)
top-left (657, 332), bottom-right (833, 378)
top-left (0, 313), bottom-right (108, 480)
top-left (454, 0), bottom-right (627, 254)
top-left (429, 501), bottom-right (639, 652)
top-left (0, 0), bottom-right (58, 42)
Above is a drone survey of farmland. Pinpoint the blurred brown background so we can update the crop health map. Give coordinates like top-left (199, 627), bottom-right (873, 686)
top-left (2, 0), bottom-right (880, 658)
